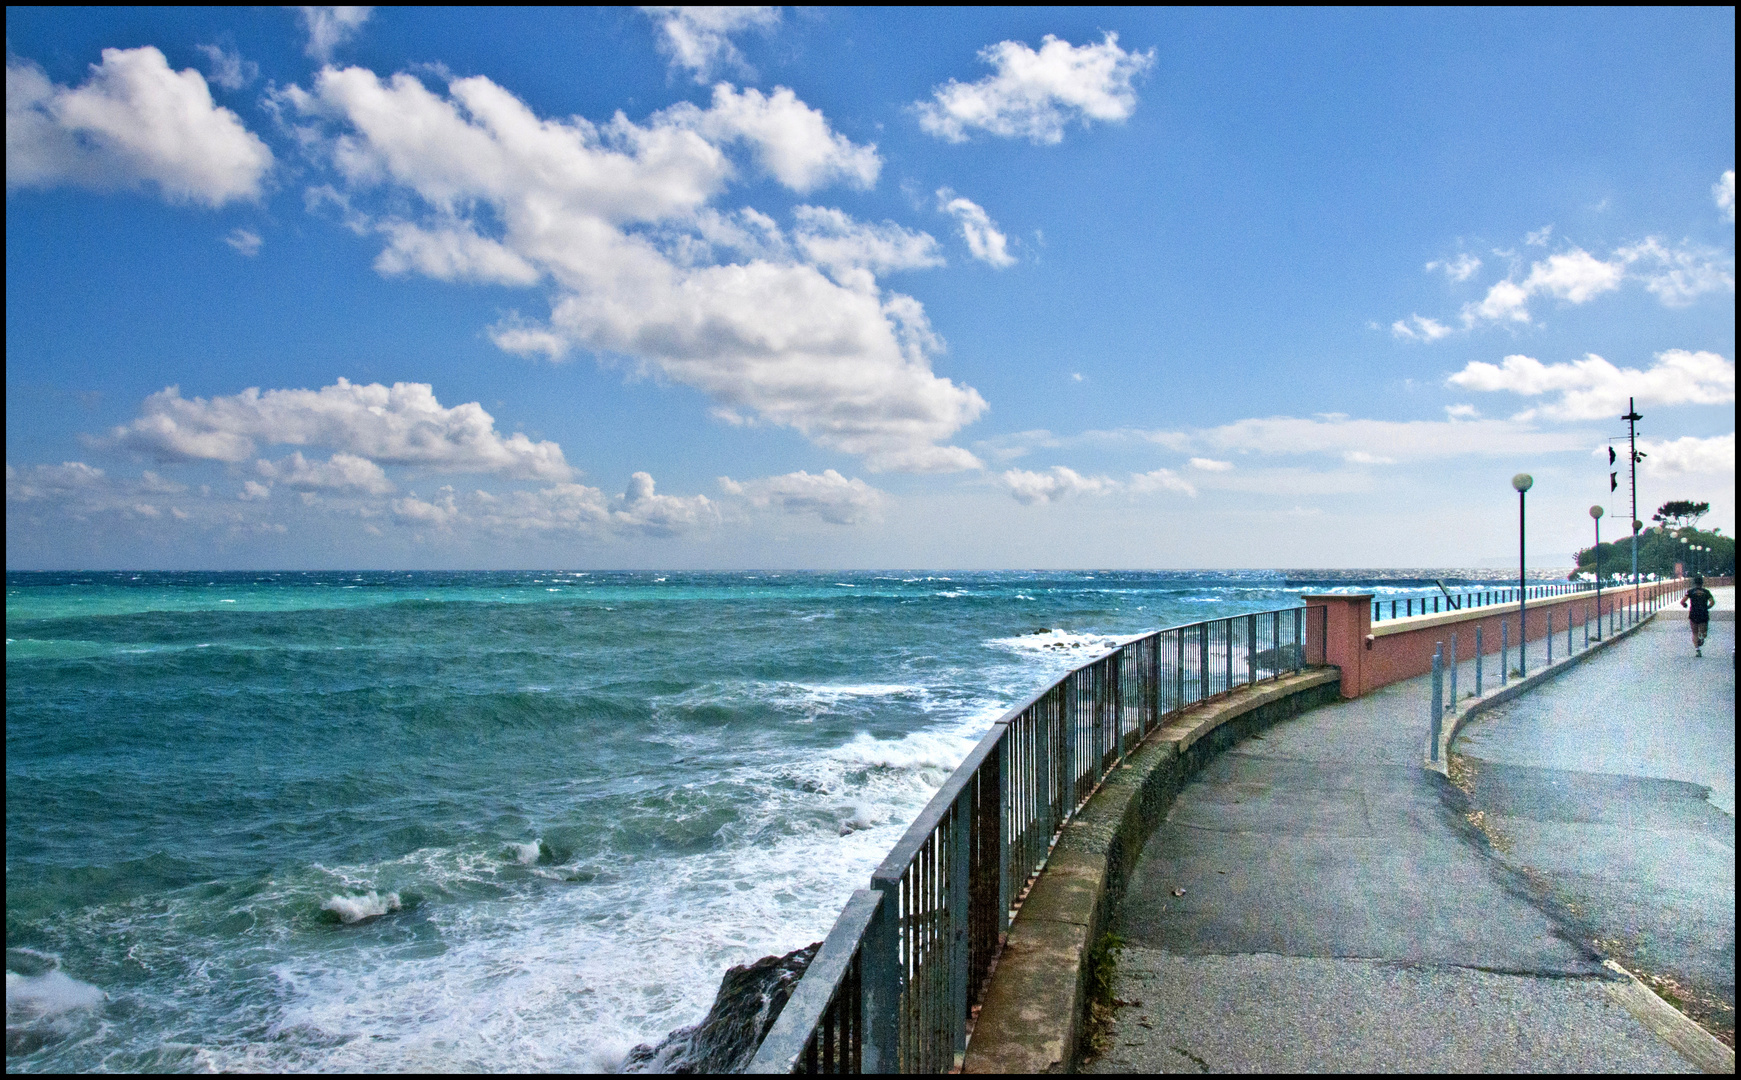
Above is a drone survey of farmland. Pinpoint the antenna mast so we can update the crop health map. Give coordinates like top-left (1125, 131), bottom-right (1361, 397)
top-left (1622, 397), bottom-right (1642, 582)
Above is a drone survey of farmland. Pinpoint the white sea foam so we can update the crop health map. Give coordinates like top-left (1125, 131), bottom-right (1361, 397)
top-left (987, 628), bottom-right (1127, 658)
top-left (829, 726), bottom-right (979, 773)
top-left (797, 683), bottom-right (923, 701)
top-left (510, 840), bottom-right (542, 865)
top-left (6, 969), bottom-right (105, 1017)
top-left (320, 891), bottom-right (401, 923)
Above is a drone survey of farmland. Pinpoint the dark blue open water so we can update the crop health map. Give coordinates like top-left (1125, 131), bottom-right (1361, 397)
top-left (6, 569), bottom-right (1539, 1070)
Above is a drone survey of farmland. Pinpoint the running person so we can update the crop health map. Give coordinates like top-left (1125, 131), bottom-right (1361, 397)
top-left (1680, 575), bottom-right (1714, 656)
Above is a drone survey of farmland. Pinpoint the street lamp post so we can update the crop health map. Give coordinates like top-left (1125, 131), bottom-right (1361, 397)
top-left (1514, 473), bottom-right (1533, 675)
top-left (1590, 505), bottom-right (1604, 640)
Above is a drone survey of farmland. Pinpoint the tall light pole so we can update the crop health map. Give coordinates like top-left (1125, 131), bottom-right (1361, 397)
top-left (1514, 473), bottom-right (1533, 674)
top-left (1590, 505), bottom-right (1604, 640)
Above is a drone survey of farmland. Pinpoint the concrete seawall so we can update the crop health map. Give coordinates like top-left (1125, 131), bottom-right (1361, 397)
top-left (1308, 580), bottom-right (1687, 699)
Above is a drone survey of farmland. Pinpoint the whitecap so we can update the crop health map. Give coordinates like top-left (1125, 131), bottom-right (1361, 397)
top-left (796, 683), bottom-right (922, 700)
top-left (509, 841), bottom-right (542, 865)
top-left (986, 628), bottom-right (1127, 658)
top-left (321, 890), bottom-right (402, 923)
top-left (829, 726), bottom-right (979, 773)
top-left (5, 969), bottom-right (105, 1017)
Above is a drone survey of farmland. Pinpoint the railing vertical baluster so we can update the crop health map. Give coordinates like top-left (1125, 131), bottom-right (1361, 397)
top-left (948, 793), bottom-right (969, 1064)
top-left (863, 883), bottom-right (899, 1073)
top-left (1198, 621), bottom-right (1208, 706)
top-left (1223, 618), bottom-right (1233, 695)
top-left (1176, 628), bottom-right (1185, 709)
top-left (1247, 613), bottom-right (1257, 686)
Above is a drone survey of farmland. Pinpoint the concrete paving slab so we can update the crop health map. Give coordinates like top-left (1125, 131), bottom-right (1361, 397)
top-left (1085, 950), bottom-right (1695, 1074)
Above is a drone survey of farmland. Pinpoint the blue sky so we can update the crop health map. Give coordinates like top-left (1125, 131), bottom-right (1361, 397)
top-left (6, 7), bottom-right (1734, 570)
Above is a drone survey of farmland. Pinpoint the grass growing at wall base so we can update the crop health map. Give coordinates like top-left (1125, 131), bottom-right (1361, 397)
top-left (1082, 931), bottom-right (1126, 1055)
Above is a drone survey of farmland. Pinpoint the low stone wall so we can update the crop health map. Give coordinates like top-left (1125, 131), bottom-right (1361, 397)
top-left (1307, 580), bottom-right (1686, 698)
top-left (963, 667), bottom-right (1342, 1074)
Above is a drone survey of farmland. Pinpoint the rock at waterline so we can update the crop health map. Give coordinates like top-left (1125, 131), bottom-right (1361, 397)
top-left (623, 942), bottom-right (821, 1073)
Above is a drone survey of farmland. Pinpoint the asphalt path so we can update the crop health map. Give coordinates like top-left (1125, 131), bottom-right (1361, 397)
top-left (1453, 594), bottom-right (1735, 1049)
top-left (1086, 609), bottom-right (1715, 1072)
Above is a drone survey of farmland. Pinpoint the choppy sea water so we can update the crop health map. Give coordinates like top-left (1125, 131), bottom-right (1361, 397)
top-left (5, 569), bottom-right (1548, 1071)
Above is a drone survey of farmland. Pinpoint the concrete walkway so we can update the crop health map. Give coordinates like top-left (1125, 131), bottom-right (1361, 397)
top-left (1087, 608), bottom-right (1720, 1072)
top-left (1453, 597), bottom-right (1734, 1049)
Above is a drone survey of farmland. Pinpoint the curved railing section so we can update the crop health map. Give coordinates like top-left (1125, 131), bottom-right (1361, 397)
top-left (749, 604), bottom-right (1326, 1074)
top-left (1368, 578), bottom-right (1665, 622)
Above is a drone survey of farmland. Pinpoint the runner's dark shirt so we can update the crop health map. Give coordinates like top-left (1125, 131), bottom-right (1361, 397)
top-left (1685, 587), bottom-right (1714, 622)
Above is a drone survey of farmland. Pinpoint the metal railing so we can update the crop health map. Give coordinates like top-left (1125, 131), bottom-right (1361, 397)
top-left (1427, 579), bottom-right (1682, 752)
top-left (1368, 578), bottom-right (1660, 622)
top-left (749, 604), bottom-right (1326, 1074)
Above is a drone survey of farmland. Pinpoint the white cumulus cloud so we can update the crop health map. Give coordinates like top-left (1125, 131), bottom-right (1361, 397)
top-left (298, 7), bottom-right (373, 62)
top-left (999, 465), bottom-right (1194, 504)
top-left (1717, 169), bottom-right (1735, 224)
top-left (225, 228), bottom-right (263, 256)
top-left (1425, 253), bottom-right (1482, 282)
top-left (195, 43), bottom-right (259, 91)
top-left (663, 83), bottom-right (881, 193)
top-left (1187, 457), bottom-right (1233, 472)
top-left (718, 469), bottom-right (886, 524)
top-left (1614, 237), bottom-right (1734, 307)
top-left (466, 473), bottom-right (717, 537)
top-left (256, 451), bottom-right (395, 494)
top-left (103, 378), bottom-right (572, 480)
top-left (936, 189), bottom-right (1014, 268)
top-left (1391, 314), bottom-right (1452, 342)
top-left (916, 32), bottom-right (1155, 145)
top-left (792, 206), bottom-right (943, 281)
top-left (1000, 465), bottom-right (1117, 504)
top-left (1448, 237), bottom-right (1730, 329)
top-left (283, 65), bottom-right (983, 472)
top-left (642, 6), bottom-right (779, 84)
top-left (6, 47), bottom-right (273, 207)
top-left (1637, 433), bottom-right (1734, 476)
top-left (1446, 349), bottom-right (1735, 421)
top-left (1128, 468), bottom-right (1196, 496)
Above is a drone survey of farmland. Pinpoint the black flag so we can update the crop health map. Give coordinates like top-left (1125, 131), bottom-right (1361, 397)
top-left (1610, 472), bottom-right (1618, 491)
top-left (1608, 447), bottom-right (1616, 465)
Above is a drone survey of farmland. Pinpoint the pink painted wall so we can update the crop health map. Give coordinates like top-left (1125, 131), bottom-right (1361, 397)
top-left (1306, 579), bottom-right (1687, 698)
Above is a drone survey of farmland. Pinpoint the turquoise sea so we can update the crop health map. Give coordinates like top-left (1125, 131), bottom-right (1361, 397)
top-left (6, 569), bottom-right (1545, 1071)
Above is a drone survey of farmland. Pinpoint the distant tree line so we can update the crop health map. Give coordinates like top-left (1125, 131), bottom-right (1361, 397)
top-left (1573, 500), bottom-right (1733, 579)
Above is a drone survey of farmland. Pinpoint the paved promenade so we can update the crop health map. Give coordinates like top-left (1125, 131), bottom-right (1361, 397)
top-left (1087, 594), bottom-right (1732, 1072)
top-left (1454, 590), bottom-right (1734, 1050)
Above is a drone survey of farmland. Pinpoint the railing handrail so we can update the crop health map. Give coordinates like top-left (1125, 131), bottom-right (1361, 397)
top-left (1366, 577), bottom-right (1675, 622)
top-left (750, 602), bottom-right (1320, 1074)
top-left (871, 630), bottom-right (1148, 879)
top-left (748, 889), bottom-right (883, 1074)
